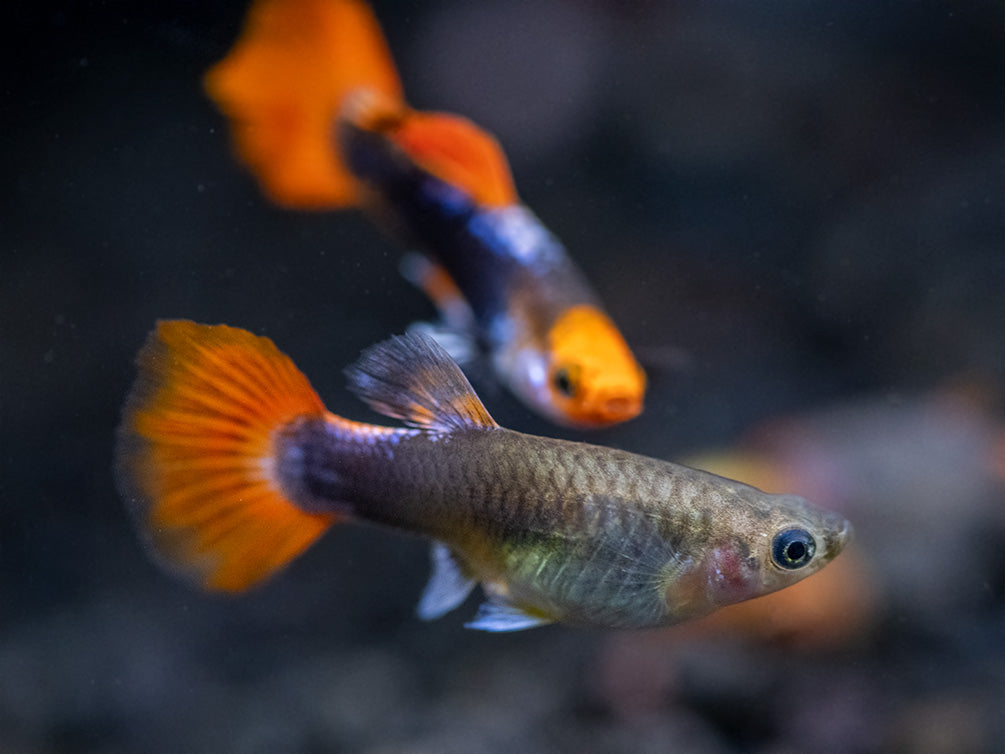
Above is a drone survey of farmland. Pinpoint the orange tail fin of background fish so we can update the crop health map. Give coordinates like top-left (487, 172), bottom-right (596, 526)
top-left (205, 0), bottom-right (517, 209)
top-left (116, 320), bottom-right (339, 591)
top-left (204, 0), bottom-right (402, 207)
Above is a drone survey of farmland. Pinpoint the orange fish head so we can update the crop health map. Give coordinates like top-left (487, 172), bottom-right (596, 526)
top-left (533, 305), bottom-right (646, 428)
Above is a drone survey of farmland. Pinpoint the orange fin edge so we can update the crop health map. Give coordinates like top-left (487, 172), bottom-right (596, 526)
top-left (204, 0), bottom-right (404, 209)
top-left (116, 320), bottom-right (339, 591)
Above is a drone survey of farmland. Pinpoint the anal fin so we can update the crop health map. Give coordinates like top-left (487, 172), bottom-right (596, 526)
top-left (465, 600), bottom-right (554, 633)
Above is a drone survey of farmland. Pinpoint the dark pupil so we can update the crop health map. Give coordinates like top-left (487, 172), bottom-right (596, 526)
top-left (785, 541), bottom-right (806, 562)
top-left (554, 368), bottom-right (575, 397)
top-left (772, 528), bottom-right (815, 569)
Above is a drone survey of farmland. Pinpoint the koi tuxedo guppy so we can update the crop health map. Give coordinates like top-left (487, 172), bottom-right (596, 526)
top-left (203, 0), bottom-right (646, 428)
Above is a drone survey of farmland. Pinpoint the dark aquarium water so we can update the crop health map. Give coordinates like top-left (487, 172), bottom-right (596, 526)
top-left (4, 1), bottom-right (1005, 751)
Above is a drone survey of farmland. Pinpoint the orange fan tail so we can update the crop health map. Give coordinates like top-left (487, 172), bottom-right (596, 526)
top-left (204, 0), bottom-right (403, 208)
top-left (116, 320), bottom-right (340, 591)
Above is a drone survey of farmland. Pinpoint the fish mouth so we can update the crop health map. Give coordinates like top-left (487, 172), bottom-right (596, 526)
top-left (827, 513), bottom-right (854, 558)
top-left (601, 395), bottom-right (643, 421)
top-left (566, 393), bottom-right (643, 427)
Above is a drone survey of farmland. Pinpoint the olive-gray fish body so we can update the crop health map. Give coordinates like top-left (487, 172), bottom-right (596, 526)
top-left (278, 419), bottom-right (851, 630)
top-left (119, 321), bottom-right (850, 632)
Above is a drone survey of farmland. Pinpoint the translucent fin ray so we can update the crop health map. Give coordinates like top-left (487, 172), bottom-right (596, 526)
top-left (345, 331), bottom-right (497, 432)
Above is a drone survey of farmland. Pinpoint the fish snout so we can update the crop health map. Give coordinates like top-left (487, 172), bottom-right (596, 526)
top-left (599, 393), bottom-right (643, 423)
top-left (586, 384), bottom-right (645, 424)
top-left (558, 387), bottom-right (644, 428)
top-left (824, 511), bottom-right (853, 560)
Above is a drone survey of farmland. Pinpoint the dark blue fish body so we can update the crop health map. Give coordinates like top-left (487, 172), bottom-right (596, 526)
top-left (339, 108), bottom-right (596, 334)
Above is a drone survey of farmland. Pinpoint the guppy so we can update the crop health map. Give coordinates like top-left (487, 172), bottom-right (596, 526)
top-left (116, 321), bottom-right (851, 631)
top-left (203, 0), bottom-right (646, 428)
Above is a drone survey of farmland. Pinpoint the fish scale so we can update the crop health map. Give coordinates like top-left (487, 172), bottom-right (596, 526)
top-left (275, 421), bottom-right (773, 627)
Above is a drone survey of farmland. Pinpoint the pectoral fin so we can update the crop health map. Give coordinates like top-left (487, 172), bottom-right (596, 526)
top-left (399, 253), bottom-right (476, 335)
top-left (404, 321), bottom-right (479, 369)
top-left (417, 543), bottom-right (477, 621)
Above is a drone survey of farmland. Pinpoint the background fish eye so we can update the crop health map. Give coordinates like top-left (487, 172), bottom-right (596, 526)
top-left (771, 528), bottom-right (816, 569)
top-left (552, 366), bottom-right (578, 397)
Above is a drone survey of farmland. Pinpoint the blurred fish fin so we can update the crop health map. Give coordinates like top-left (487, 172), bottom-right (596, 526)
top-left (399, 253), bottom-right (476, 335)
top-left (392, 111), bottom-right (518, 208)
top-left (116, 320), bottom-right (340, 592)
top-left (404, 321), bottom-right (479, 369)
top-left (404, 320), bottom-right (500, 406)
top-left (416, 543), bottom-right (477, 620)
top-left (204, 0), bottom-right (403, 208)
top-left (465, 599), bottom-right (554, 632)
top-left (346, 331), bottom-right (498, 432)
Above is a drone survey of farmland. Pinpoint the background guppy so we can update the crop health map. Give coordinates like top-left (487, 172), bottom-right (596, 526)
top-left (204, 0), bottom-right (648, 428)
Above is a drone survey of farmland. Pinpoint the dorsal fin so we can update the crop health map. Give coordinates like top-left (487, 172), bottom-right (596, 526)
top-left (345, 332), bottom-right (498, 432)
top-left (339, 93), bottom-right (518, 209)
top-left (393, 111), bottom-right (517, 208)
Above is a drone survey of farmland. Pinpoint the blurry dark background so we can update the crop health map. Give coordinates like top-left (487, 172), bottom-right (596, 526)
top-left (3, 1), bottom-right (1005, 752)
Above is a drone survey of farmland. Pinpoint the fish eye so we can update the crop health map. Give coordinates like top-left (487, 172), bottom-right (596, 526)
top-left (553, 366), bottom-right (578, 397)
top-left (771, 528), bottom-right (816, 569)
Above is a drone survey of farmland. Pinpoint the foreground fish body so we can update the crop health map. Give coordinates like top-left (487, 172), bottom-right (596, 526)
top-left (203, 0), bottom-right (646, 427)
top-left (116, 321), bottom-right (850, 631)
